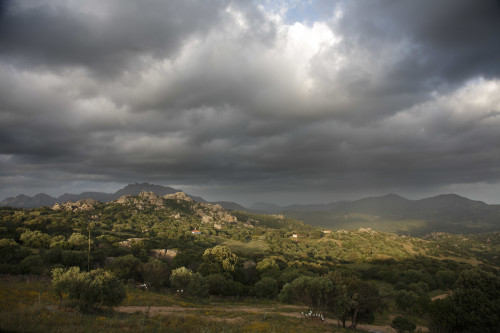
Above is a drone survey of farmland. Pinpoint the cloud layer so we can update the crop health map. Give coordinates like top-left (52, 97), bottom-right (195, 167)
top-left (1, 0), bottom-right (500, 204)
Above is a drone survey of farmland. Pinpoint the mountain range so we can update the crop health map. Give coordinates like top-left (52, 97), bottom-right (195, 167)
top-left (2, 184), bottom-right (499, 235)
top-left (0, 183), bottom-right (206, 208)
top-left (283, 194), bottom-right (500, 235)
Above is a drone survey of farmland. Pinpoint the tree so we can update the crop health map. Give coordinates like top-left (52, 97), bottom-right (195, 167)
top-left (435, 270), bottom-right (456, 290)
top-left (19, 230), bottom-right (51, 248)
top-left (138, 258), bottom-right (169, 290)
top-left (20, 255), bottom-right (45, 274)
top-left (205, 273), bottom-right (228, 296)
top-left (451, 268), bottom-right (500, 332)
top-left (255, 277), bottom-right (278, 299)
top-left (170, 267), bottom-right (194, 291)
top-left (395, 290), bottom-right (419, 313)
top-left (280, 276), bottom-right (333, 314)
top-left (391, 315), bottom-right (416, 333)
top-left (428, 268), bottom-right (500, 333)
top-left (0, 239), bottom-right (19, 264)
top-left (326, 273), bottom-right (382, 329)
top-left (256, 256), bottom-right (287, 279)
top-left (186, 272), bottom-right (208, 297)
top-left (52, 266), bottom-right (81, 307)
top-left (199, 245), bottom-right (238, 276)
top-left (349, 280), bottom-right (381, 328)
top-left (428, 297), bottom-right (456, 333)
top-left (333, 285), bottom-right (357, 328)
top-left (52, 267), bottom-right (125, 311)
top-left (67, 233), bottom-right (89, 249)
top-left (107, 254), bottom-right (140, 280)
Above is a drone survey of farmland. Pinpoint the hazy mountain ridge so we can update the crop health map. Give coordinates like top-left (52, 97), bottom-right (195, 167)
top-left (285, 194), bottom-right (500, 235)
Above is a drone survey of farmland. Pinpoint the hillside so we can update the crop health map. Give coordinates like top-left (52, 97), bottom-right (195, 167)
top-left (0, 191), bottom-right (497, 267)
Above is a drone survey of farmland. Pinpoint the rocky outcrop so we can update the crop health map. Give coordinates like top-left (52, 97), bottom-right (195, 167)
top-left (115, 195), bottom-right (131, 204)
top-left (114, 191), bottom-right (165, 208)
top-left (139, 191), bottom-right (164, 205)
top-left (201, 215), bottom-right (214, 223)
top-left (113, 190), bottom-right (239, 226)
top-left (164, 192), bottom-right (193, 202)
top-left (151, 249), bottom-right (178, 262)
top-left (118, 238), bottom-right (143, 248)
top-left (52, 199), bottom-right (98, 212)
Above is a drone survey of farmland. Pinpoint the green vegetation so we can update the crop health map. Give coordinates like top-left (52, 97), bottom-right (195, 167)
top-left (391, 315), bottom-right (416, 333)
top-left (0, 193), bottom-right (498, 332)
top-left (52, 267), bottom-right (125, 311)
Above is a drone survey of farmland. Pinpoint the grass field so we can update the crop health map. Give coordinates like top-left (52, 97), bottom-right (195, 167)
top-left (218, 237), bottom-right (269, 256)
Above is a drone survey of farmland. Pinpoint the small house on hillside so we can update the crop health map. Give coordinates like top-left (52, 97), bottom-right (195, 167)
top-left (191, 230), bottom-right (201, 235)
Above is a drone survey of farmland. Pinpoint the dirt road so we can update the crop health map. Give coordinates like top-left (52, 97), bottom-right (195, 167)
top-left (117, 304), bottom-right (421, 332)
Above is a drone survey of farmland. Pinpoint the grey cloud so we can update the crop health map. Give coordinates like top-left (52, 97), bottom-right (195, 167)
top-left (0, 0), bottom-right (231, 75)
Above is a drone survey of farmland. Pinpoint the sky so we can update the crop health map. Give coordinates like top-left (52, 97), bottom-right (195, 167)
top-left (1, 0), bottom-right (500, 206)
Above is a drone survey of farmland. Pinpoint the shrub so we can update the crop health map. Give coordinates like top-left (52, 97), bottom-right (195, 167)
top-left (20, 230), bottom-right (51, 248)
top-left (186, 273), bottom-right (209, 297)
top-left (205, 273), bottom-right (228, 296)
top-left (255, 277), bottom-right (278, 299)
top-left (52, 267), bottom-right (125, 311)
top-left (21, 255), bottom-right (46, 275)
top-left (138, 258), bottom-right (169, 290)
top-left (170, 267), bottom-right (193, 290)
top-left (391, 315), bottom-right (416, 333)
top-left (107, 254), bottom-right (140, 280)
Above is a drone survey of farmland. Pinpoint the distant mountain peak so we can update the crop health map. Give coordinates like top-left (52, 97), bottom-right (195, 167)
top-left (0, 183), bottom-right (206, 208)
top-left (381, 193), bottom-right (408, 200)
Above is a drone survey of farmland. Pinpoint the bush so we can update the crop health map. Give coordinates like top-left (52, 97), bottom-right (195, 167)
top-left (0, 239), bottom-right (19, 264)
top-left (205, 273), bottom-right (228, 296)
top-left (255, 277), bottom-right (278, 299)
top-left (52, 267), bottom-right (125, 311)
top-left (20, 230), bottom-right (51, 248)
top-left (395, 290), bottom-right (419, 313)
top-left (391, 315), bottom-right (416, 333)
top-left (186, 273), bottom-right (209, 297)
top-left (170, 267), bottom-right (193, 291)
top-left (20, 255), bottom-right (46, 275)
top-left (107, 254), bottom-right (140, 280)
top-left (138, 258), bottom-right (169, 290)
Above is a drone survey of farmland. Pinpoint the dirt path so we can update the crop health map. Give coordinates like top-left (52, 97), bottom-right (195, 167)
top-left (431, 292), bottom-right (451, 300)
top-left (117, 304), bottom-right (421, 332)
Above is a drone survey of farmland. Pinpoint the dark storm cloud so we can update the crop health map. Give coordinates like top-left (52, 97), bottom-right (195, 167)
top-left (0, 0), bottom-right (231, 75)
top-left (1, 0), bottom-right (500, 204)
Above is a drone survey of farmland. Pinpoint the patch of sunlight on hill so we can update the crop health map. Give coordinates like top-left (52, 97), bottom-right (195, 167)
top-left (218, 236), bottom-right (268, 256)
top-left (331, 218), bottom-right (428, 234)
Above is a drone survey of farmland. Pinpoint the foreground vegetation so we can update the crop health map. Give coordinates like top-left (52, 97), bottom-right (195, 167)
top-left (0, 191), bottom-right (498, 332)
